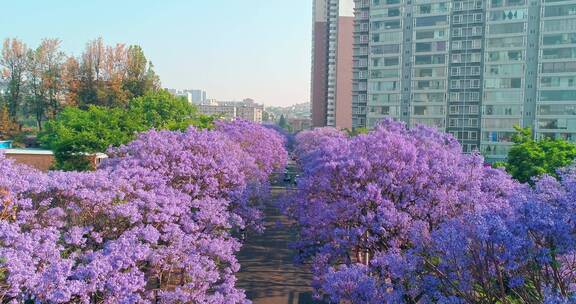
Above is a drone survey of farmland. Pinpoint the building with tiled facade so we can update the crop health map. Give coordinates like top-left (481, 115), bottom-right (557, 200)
top-left (352, 0), bottom-right (576, 162)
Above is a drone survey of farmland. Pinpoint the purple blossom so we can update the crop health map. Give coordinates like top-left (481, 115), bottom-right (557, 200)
top-left (0, 121), bottom-right (287, 303)
top-left (283, 119), bottom-right (575, 302)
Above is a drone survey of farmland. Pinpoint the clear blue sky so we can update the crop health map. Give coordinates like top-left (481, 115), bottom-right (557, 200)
top-left (0, 0), bottom-right (312, 106)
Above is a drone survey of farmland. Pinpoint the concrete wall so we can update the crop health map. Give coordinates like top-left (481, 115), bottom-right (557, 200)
top-left (335, 16), bottom-right (354, 130)
top-left (311, 21), bottom-right (328, 128)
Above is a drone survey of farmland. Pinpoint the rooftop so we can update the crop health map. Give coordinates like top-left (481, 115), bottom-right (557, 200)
top-left (0, 148), bottom-right (54, 155)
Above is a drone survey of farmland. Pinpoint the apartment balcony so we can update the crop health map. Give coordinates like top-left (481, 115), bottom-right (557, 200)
top-left (355, 0), bottom-right (370, 9)
top-left (355, 12), bottom-right (369, 20)
top-left (354, 24), bottom-right (370, 33)
top-left (354, 48), bottom-right (369, 56)
top-left (353, 72), bottom-right (368, 80)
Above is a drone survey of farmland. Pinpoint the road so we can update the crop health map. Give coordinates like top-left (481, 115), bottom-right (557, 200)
top-left (236, 181), bottom-right (322, 304)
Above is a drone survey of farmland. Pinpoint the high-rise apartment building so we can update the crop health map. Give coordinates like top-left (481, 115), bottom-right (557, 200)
top-left (353, 0), bottom-right (576, 162)
top-left (536, 1), bottom-right (576, 141)
top-left (311, 0), bottom-right (355, 129)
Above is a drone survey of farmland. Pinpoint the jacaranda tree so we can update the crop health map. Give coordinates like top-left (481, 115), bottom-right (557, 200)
top-left (0, 120), bottom-right (287, 303)
top-left (216, 119), bottom-right (288, 182)
top-left (285, 119), bottom-right (576, 303)
top-left (215, 120), bottom-right (288, 231)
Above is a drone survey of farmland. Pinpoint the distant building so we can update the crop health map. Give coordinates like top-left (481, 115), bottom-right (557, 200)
top-left (189, 90), bottom-right (207, 103)
top-left (236, 98), bottom-right (264, 123)
top-left (288, 117), bottom-right (313, 132)
top-left (264, 102), bottom-right (312, 123)
top-left (197, 98), bottom-right (264, 123)
top-left (198, 100), bottom-right (237, 120)
top-left (263, 110), bottom-right (276, 123)
top-left (1, 141), bottom-right (107, 171)
top-left (237, 105), bottom-right (263, 123)
top-left (167, 88), bottom-right (207, 104)
top-left (2, 148), bottom-right (55, 172)
top-left (311, 0), bottom-right (354, 129)
top-left (167, 89), bottom-right (192, 103)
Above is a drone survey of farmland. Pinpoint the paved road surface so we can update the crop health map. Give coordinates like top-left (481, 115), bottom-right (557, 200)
top-left (237, 186), bottom-right (321, 304)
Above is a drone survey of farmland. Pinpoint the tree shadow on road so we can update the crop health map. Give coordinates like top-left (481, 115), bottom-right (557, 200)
top-left (237, 191), bottom-right (326, 304)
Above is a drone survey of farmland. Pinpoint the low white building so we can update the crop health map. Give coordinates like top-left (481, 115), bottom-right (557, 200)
top-left (197, 99), bottom-right (263, 123)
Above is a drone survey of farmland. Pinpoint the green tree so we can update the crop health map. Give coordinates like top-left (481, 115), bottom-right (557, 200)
top-left (77, 38), bottom-right (104, 107)
top-left (347, 127), bottom-right (369, 136)
top-left (76, 40), bottom-right (161, 108)
top-left (1, 38), bottom-right (28, 124)
top-left (25, 39), bottom-right (66, 130)
top-left (0, 105), bottom-right (18, 140)
top-left (123, 45), bottom-right (160, 98)
top-left (39, 90), bottom-right (213, 171)
top-left (127, 90), bottom-right (211, 130)
top-left (278, 114), bottom-right (289, 130)
top-left (500, 126), bottom-right (576, 183)
top-left (262, 110), bottom-right (271, 122)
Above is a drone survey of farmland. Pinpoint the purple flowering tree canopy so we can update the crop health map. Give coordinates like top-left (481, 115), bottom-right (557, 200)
top-left (0, 120), bottom-right (288, 303)
top-left (285, 119), bottom-right (576, 303)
